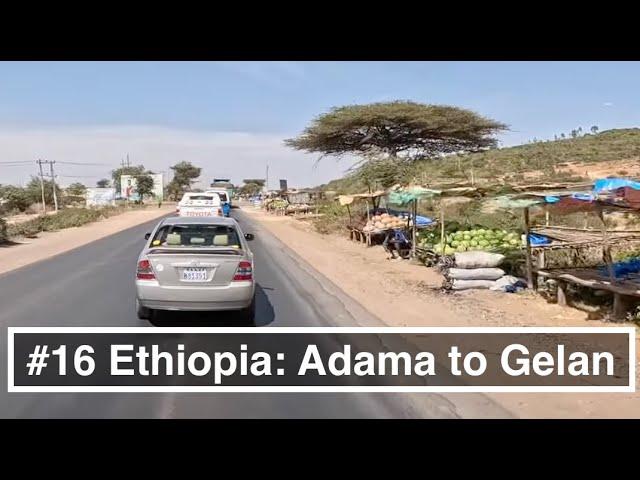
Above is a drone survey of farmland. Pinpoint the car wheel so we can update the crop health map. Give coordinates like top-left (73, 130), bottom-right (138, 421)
top-left (136, 299), bottom-right (153, 321)
top-left (240, 297), bottom-right (256, 326)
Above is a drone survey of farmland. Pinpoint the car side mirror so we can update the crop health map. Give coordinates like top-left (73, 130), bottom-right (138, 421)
top-left (145, 233), bottom-right (151, 240)
top-left (244, 233), bottom-right (254, 241)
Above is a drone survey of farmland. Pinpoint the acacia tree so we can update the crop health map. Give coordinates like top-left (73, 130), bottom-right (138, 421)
top-left (96, 178), bottom-right (110, 188)
top-left (166, 161), bottom-right (201, 200)
top-left (348, 157), bottom-right (413, 192)
top-left (25, 176), bottom-right (63, 207)
top-left (135, 175), bottom-right (155, 204)
top-left (66, 182), bottom-right (86, 196)
top-left (239, 180), bottom-right (265, 197)
top-left (285, 101), bottom-right (507, 160)
top-left (242, 179), bottom-right (266, 186)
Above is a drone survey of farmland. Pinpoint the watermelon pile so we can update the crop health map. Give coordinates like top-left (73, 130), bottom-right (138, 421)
top-left (418, 228), bottom-right (522, 255)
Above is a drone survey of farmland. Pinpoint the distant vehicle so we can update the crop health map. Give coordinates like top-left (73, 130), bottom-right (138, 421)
top-left (136, 216), bottom-right (256, 323)
top-left (209, 180), bottom-right (235, 207)
top-left (205, 189), bottom-right (229, 204)
top-left (177, 192), bottom-right (222, 217)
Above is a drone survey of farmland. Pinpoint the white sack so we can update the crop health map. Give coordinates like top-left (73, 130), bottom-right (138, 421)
top-left (454, 251), bottom-right (505, 269)
top-left (450, 279), bottom-right (497, 290)
top-left (447, 268), bottom-right (505, 281)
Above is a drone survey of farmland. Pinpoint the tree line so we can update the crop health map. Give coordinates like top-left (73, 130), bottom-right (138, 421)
top-left (0, 161), bottom-right (202, 216)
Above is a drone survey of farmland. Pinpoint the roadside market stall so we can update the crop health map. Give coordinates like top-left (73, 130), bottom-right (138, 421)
top-left (485, 177), bottom-right (640, 318)
top-left (337, 191), bottom-right (388, 246)
top-left (263, 192), bottom-right (289, 215)
top-left (386, 185), bottom-right (441, 258)
top-left (284, 189), bottom-right (324, 216)
top-left (387, 185), bottom-right (495, 260)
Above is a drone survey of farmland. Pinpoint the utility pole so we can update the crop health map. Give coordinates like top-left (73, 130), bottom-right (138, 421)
top-left (48, 160), bottom-right (59, 212)
top-left (36, 159), bottom-right (47, 213)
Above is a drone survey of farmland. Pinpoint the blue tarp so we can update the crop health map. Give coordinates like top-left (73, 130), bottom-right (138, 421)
top-left (572, 192), bottom-right (594, 201)
top-left (598, 258), bottom-right (640, 279)
top-left (529, 233), bottom-right (551, 245)
top-left (593, 178), bottom-right (640, 194)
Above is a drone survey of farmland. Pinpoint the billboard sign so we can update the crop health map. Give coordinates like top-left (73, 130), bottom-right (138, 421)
top-left (86, 188), bottom-right (116, 207)
top-left (279, 179), bottom-right (288, 191)
top-left (120, 173), bottom-right (164, 201)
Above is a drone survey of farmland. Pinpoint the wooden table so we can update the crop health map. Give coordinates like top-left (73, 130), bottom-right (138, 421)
top-left (537, 267), bottom-right (640, 319)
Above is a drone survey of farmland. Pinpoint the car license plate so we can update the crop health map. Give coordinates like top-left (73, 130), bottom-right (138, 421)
top-left (182, 268), bottom-right (208, 282)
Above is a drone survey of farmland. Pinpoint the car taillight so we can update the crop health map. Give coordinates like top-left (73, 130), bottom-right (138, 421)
top-left (136, 259), bottom-right (156, 280)
top-left (233, 261), bottom-right (253, 281)
top-left (217, 208), bottom-right (222, 216)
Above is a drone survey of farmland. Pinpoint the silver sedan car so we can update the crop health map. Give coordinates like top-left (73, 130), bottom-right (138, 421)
top-left (135, 216), bottom-right (256, 323)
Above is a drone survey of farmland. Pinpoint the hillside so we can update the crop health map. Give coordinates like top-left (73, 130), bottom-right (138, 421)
top-left (321, 128), bottom-right (640, 194)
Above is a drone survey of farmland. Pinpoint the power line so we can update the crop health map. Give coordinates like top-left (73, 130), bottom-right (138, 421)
top-left (59, 175), bottom-right (99, 179)
top-left (56, 161), bottom-right (111, 166)
top-left (0, 161), bottom-right (32, 165)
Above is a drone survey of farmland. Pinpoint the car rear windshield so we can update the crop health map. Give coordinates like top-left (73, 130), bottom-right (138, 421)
top-left (151, 224), bottom-right (241, 248)
top-left (185, 195), bottom-right (217, 201)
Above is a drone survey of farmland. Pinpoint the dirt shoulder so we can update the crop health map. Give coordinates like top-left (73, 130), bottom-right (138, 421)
top-left (0, 205), bottom-right (175, 276)
top-left (243, 204), bottom-right (639, 419)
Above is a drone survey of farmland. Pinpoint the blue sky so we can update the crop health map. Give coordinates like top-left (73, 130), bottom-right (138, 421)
top-left (0, 61), bottom-right (638, 188)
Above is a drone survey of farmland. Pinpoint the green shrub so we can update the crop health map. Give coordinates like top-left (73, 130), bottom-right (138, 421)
top-left (312, 201), bottom-right (350, 234)
top-left (0, 217), bottom-right (7, 243)
top-left (0, 185), bottom-right (32, 213)
top-left (5, 206), bottom-right (133, 239)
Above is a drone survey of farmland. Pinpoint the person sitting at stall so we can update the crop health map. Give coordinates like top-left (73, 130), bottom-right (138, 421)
top-left (382, 228), bottom-right (411, 260)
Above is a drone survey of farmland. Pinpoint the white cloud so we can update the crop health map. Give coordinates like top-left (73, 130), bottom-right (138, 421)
top-left (603, 102), bottom-right (614, 107)
top-left (0, 125), bottom-right (355, 189)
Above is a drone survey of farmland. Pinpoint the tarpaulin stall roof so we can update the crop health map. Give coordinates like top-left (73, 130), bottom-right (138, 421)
top-left (387, 187), bottom-right (441, 206)
top-left (593, 177), bottom-right (640, 194)
top-left (337, 190), bottom-right (386, 206)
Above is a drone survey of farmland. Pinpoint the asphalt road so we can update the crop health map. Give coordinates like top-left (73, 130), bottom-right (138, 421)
top-left (0, 208), bottom-right (512, 418)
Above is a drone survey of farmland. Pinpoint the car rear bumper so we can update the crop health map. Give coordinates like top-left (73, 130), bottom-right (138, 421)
top-left (136, 280), bottom-right (254, 311)
top-left (138, 299), bottom-right (251, 311)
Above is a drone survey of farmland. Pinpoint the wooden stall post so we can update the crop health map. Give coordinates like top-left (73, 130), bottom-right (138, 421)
top-left (596, 207), bottom-right (616, 285)
top-left (365, 200), bottom-right (371, 247)
top-left (440, 201), bottom-right (446, 256)
top-left (411, 198), bottom-right (417, 258)
top-left (556, 280), bottom-right (568, 306)
top-left (612, 293), bottom-right (633, 321)
top-left (523, 207), bottom-right (535, 290)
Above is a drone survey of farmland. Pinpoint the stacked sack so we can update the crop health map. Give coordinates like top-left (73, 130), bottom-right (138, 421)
top-left (442, 251), bottom-right (525, 292)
